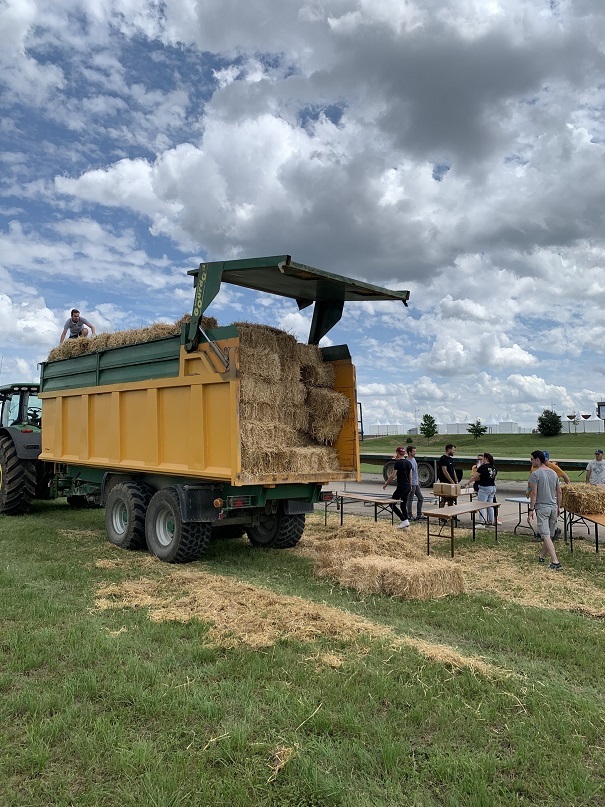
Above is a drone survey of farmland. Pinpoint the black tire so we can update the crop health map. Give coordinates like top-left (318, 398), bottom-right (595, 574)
top-left (382, 461), bottom-right (396, 485)
top-left (246, 511), bottom-right (305, 549)
top-left (105, 482), bottom-right (153, 550)
top-left (145, 488), bottom-right (211, 563)
top-left (0, 436), bottom-right (36, 515)
top-left (417, 462), bottom-right (435, 487)
top-left (211, 524), bottom-right (246, 540)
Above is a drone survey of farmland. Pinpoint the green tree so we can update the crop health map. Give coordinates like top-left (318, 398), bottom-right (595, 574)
top-left (467, 419), bottom-right (488, 440)
top-left (537, 409), bottom-right (562, 438)
top-left (419, 413), bottom-right (438, 444)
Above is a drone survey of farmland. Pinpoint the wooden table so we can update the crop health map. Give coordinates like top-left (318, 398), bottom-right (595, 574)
top-left (563, 510), bottom-right (604, 553)
top-left (423, 501), bottom-right (501, 558)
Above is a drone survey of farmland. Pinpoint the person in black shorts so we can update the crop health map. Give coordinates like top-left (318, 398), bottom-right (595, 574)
top-left (383, 446), bottom-right (412, 529)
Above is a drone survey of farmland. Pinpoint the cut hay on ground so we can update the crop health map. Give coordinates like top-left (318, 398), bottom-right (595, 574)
top-left (561, 483), bottom-right (605, 514)
top-left (47, 314), bottom-right (218, 363)
top-left (330, 555), bottom-right (465, 600)
top-left (302, 520), bottom-right (463, 600)
top-left (301, 521), bottom-right (425, 563)
top-left (93, 568), bottom-right (498, 675)
top-left (300, 514), bottom-right (605, 618)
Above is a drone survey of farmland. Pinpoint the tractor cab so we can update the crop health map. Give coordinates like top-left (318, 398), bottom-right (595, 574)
top-left (0, 383), bottom-right (42, 431)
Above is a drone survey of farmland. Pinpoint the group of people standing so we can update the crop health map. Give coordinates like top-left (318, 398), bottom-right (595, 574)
top-left (382, 441), bottom-right (604, 572)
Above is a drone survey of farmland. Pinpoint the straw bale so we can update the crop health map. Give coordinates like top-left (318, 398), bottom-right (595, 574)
top-left (332, 555), bottom-right (465, 600)
top-left (237, 322), bottom-right (298, 362)
top-left (306, 387), bottom-right (350, 445)
top-left (240, 421), bottom-right (302, 451)
top-left (561, 483), bottom-right (605, 515)
top-left (288, 445), bottom-right (341, 474)
top-left (296, 343), bottom-right (336, 388)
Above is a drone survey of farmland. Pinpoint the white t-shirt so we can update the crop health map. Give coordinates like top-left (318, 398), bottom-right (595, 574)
top-left (586, 459), bottom-right (605, 485)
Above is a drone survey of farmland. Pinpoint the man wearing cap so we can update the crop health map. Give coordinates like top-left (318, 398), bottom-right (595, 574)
top-left (383, 446), bottom-right (412, 529)
top-left (586, 450), bottom-right (605, 485)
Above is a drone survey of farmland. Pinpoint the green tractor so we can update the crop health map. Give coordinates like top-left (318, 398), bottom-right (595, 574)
top-left (0, 383), bottom-right (53, 514)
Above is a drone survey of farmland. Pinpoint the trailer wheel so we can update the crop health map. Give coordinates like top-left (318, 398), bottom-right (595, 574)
top-left (0, 436), bottom-right (36, 515)
top-left (105, 482), bottom-right (153, 550)
top-left (247, 512), bottom-right (305, 549)
top-left (417, 461), bottom-right (435, 487)
top-left (145, 488), bottom-right (211, 563)
top-left (382, 461), bottom-right (396, 485)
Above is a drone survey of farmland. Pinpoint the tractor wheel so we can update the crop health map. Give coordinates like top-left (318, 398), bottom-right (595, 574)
top-left (0, 436), bottom-right (36, 515)
top-left (246, 511), bottom-right (305, 549)
top-left (105, 482), bottom-right (153, 550)
top-left (145, 488), bottom-right (211, 563)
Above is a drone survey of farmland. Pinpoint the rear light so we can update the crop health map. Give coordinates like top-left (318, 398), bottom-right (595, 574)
top-left (21, 428), bottom-right (33, 433)
top-left (319, 491), bottom-right (335, 502)
top-left (225, 495), bottom-right (254, 508)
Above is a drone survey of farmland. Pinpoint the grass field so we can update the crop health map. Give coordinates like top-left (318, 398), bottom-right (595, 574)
top-left (2, 500), bottom-right (605, 806)
top-left (360, 432), bottom-right (604, 459)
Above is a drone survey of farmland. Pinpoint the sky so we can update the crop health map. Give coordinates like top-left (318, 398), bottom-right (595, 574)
top-left (1, 0), bottom-right (605, 430)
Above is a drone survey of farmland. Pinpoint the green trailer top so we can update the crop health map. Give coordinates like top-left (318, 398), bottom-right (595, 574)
top-left (186, 254), bottom-right (410, 348)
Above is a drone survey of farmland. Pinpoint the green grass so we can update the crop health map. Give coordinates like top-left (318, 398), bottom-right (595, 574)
top-left (361, 432), bottom-right (603, 459)
top-left (2, 501), bottom-right (605, 806)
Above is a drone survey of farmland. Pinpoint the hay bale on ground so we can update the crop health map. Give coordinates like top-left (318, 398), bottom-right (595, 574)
top-left (331, 554), bottom-right (465, 600)
top-left (561, 483), bottom-right (605, 514)
top-left (306, 387), bottom-right (350, 445)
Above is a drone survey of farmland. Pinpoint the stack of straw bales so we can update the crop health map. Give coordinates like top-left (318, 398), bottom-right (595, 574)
top-left (46, 314), bottom-right (217, 363)
top-left (237, 324), bottom-right (350, 479)
top-left (561, 483), bottom-right (605, 515)
top-left (310, 523), bottom-right (465, 600)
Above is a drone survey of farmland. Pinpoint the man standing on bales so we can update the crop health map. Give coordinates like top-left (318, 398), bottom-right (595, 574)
top-left (528, 450), bottom-right (562, 571)
top-left (586, 449), bottom-right (605, 485)
top-left (405, 445), bottom-right (424, 521)
top-left (60, 309), bottom-right (95, 343)
top-left (383, 446), bottom-right (412, 529)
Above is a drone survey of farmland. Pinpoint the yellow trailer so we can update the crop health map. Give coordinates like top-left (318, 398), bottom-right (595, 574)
top-left (33, 255), bottom-right (409, 563)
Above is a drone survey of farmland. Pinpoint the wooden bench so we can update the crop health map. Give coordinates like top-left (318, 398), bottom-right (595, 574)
top-left (563, 510), bottom-right (605, 553)
top-left (422, 501), bottom-right (501, 558)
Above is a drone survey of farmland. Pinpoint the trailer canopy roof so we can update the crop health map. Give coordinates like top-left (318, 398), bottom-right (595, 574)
top-left (186, 254), bottom-right (409, 347)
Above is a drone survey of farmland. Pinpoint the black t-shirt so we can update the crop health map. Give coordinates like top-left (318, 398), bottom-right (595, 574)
top-left (394, 458), bottom-right (412, 488)
top-left (478, 463), bottom-right (497, 486)
top-left (438, 454), bottom-right (456, 483)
